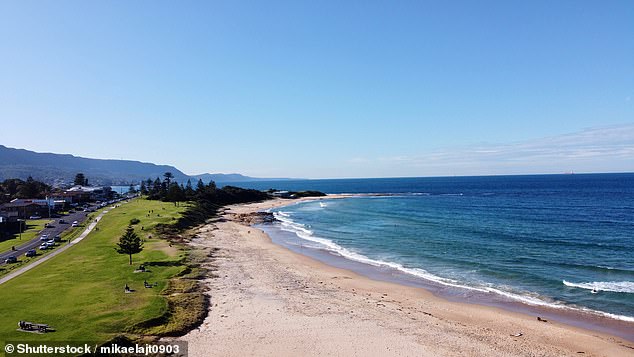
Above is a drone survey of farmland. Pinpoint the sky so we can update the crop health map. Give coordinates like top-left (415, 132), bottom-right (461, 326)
top-left (0, 0), bottom-right (632, 178)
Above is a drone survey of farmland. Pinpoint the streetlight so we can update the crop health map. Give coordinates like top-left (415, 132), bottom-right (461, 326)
top-left (17, 219), bottom-right (24, 240)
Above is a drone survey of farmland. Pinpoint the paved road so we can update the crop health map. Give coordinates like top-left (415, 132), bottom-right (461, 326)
top-left (0, 204), bottom-right (100, 264)
top-left (0, 208), bottom-right (112, 285)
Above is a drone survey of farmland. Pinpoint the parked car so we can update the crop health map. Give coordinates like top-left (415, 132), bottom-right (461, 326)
top-left (46, 241), bottom-right (55, 248)
top-left (39, 243), bottom-right (48, 250)
top-left (25, 249), bottom-right (36, 257)
top-left (40, 235), bottom-right (49, 241)
top-left (59, 219), bottom-right (66, 224)
top-left (5, 256), bottom-right (17, 264)
top-left (71, 222), bottom-right (79, 227)
top-left (29, 215), bottom-right (41, 219)
top-left (53, 234), bottom-right (61, 242)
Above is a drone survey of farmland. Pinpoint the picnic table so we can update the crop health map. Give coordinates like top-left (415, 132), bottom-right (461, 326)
top-left (18, 320), bottom-right (50, 333)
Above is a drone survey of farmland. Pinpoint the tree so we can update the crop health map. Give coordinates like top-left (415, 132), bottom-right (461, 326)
top-left (115, 225), bottom-right (143, 265)
top-left (17, 176), bottom-right (49, 198)
top-left (184, 179), bottom-right (195, 199)
top-left (128, 184), bottom-right (137, 194)
top-left (163, 172), bottom-right (174, 186)
top-left (139, 180), bottom-right (148, 195)
top-left (74, 173), bottom-right (88, 186)
top-left (165, 182), bottom-right (186, 204)
top-left (196, 179), bottom-right (205, 193)
top-left (152, 177), bottom-right (161, 194)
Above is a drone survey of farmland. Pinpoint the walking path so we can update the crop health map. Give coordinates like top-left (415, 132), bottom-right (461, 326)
top-left (0, 209), bottom-right (110, 285)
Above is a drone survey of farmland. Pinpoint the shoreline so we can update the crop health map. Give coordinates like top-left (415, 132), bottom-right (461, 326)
top-left (258, 196), bottom-right (634, 341)
top-left (180, 197), bottom-right (634, 356)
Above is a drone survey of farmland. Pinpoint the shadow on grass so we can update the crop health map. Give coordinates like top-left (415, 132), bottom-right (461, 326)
top-left (144, 260), bottom-right (184, 267)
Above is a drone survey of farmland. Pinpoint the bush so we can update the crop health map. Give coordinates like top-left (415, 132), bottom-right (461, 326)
top-left (130, 218), bottom-right (141, 225)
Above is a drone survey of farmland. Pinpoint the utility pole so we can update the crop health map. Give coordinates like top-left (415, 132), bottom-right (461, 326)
top-left (18, 219), bottom-right (23, 240)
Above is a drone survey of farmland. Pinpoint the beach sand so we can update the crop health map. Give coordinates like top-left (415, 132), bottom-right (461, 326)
top-left (179, 197), bottom-right (634, 356)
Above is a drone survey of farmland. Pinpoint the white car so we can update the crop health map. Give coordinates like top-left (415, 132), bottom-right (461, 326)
top-left (45, 241), bottom-right (55, 248)
top-left (40, 235), bottom-right (49, 241)
top-left (39, 243), bottom-right (48, 250)
top-left (71, 221), bottom-right (79, 227)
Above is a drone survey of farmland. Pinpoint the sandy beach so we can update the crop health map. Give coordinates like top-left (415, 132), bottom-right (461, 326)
top-left (180, 197), bottom-right (634, 356)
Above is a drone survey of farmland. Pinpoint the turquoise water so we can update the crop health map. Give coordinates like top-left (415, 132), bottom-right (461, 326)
top-left (251, 174), bottom-right (634, 322)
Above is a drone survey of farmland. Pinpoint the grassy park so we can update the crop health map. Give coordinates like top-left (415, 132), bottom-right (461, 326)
top-left (0, 198), bottom-right (202, 344)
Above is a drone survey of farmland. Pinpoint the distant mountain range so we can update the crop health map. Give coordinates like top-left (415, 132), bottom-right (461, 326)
top-left (0, 145), bottom-right (286, 186)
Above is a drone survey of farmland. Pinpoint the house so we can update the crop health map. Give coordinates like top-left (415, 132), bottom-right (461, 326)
top-left (0, 199), bottom-right (50, 219)
top-left (53, 185), bottom-right (113, 203)
top-left (270, 190), bottom-right (293, 198)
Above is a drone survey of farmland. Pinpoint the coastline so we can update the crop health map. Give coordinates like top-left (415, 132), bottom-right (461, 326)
top-left (180, 196), bottom-right (634, 356)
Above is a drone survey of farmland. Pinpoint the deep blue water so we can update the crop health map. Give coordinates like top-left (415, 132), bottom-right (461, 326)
top-left (230, 174), bottom-right (634, 321)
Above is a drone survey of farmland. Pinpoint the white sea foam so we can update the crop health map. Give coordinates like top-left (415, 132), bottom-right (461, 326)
top-left (271, 211), bottom-right (634, 323)
top-left (563, 280), bottom-right (634, 294)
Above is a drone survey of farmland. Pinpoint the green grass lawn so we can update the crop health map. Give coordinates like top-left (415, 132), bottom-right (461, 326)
top-left (0, 219), bottom-right (53, 253)
top-left (0, 199), bottom-right (191, 343)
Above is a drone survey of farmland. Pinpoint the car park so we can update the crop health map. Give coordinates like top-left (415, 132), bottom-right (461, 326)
top-left (5, 256), bottom-right (17, 264)
top-left (25, 249), bottom-right (37, 257)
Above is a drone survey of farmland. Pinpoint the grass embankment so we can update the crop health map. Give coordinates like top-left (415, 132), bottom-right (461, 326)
top-left (0, 219), bottom-right (52, 253)
top-left (0, 199), bottom-right (205, 344)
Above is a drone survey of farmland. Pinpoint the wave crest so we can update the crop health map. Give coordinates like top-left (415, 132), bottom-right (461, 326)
top-left (563, 280), bottom-right (634, 293)
top-left (271, 211), bottom-right (634, 322)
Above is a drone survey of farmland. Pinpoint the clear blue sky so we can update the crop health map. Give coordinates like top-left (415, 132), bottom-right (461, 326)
top-left (1, 1), bottom-right (632, 178)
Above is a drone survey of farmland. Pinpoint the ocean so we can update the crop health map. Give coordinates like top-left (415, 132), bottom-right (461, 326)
top-left (228, 174), bottom-right (634, 327)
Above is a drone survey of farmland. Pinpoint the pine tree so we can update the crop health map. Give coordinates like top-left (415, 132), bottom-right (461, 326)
top-left (184, 179), bottom-right (195, 199)
top-left (163, 172), bottom-right (174, 186)
top-left (74, 173), bottom-right (87, 186)
top-left (152, 177), bottom-right (161, 194)
top-left (196, 179), bottom-right (205, 192)
top-left (139, 180), bottom-right (148, 195)
top-left (115, 225), bottom-right (143, 265)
